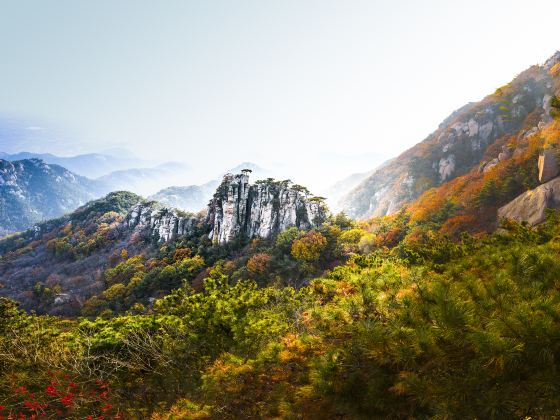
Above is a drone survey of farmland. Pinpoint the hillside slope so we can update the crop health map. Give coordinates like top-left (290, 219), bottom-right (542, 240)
top-left (342, 51), bottom-right (560, 219)
top-left (0, 172), bottom-right (327, 315)
top-left (0, 158), bottom-right (109, 236)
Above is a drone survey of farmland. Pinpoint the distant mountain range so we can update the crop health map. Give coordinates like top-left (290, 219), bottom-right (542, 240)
top-left (149, 182), bottom-right (218, 212)
top-left (321, 169), bottom-right (375, 212)
top-left (5, 51), bottom-right (559, 239)
top-left (0, 151), bottom-right (196, 196)
top-left (0, 151), bottom-right (150, 179)
top-left (0, 157), bottom-right (272, 236)
top-left (0, 158), bottom-right (109, 236)
top-left (97, 161), bottom-right (193, 197)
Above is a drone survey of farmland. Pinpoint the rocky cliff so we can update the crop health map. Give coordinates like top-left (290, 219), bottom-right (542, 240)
top-left (148, 162), bottom-right (271, 213)
top-left (122, 202), bottom-right (201, 242)
top-left (119, 172), bottom-right (327, 245)
top-left (206, 173), bottom-right (327, 244)
top-left (341, 51), bottom-right (560, 219)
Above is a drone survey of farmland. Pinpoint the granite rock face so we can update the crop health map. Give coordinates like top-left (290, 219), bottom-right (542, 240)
top-left (121, 172), bottom-right (328, 245)
top-left (122, 203), bottom-right (200, 242)
top-left (498, 176), bottom-right (560, 225)
top-left (206, 173), bottom-right (328, 244)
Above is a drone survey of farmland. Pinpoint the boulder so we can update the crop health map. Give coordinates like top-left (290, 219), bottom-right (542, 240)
top-left (479, 158), bottom-right (499, 174)
top-left (498, 146), bottom-right (512, 162)
top-left (498, 176), bottom-right (560, 225)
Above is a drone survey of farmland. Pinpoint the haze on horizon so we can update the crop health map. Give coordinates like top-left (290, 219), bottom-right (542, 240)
top-left (1, 0), bottom-right (559, 190)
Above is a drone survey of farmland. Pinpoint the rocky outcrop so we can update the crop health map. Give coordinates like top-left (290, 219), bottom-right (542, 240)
top-left (120, 172), bottom-right (328, 245)
top-left (122, 203), bottom-right (201, 242)
top-left (497, 144), bottom-right (560, 226)
top-left (148, 162), bottom-right (271, 213)
top-left (438, 154), bottom-right (456, 181)
top-left (498, 176), bottom-right (560, 225)
top-left (206, 173), bottom-right (328, 244)
top-left (538, 149), bottom-right (559, 183)
top-left (544, 51), bottom-right (560, 71)
top-left (478, 146), bottom-right (513, 174)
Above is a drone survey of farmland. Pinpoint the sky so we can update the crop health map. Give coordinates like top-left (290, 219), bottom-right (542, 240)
top-left (1, 0), bottom-right (560, 189)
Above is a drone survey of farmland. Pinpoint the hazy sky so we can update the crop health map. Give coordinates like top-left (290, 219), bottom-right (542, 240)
top-left (1, 0), bottom-right (559, 188)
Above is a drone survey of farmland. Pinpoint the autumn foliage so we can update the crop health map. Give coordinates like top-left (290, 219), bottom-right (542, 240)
top-left (246, 252), bottom-right (271, 275)
top-left (1, 371), bottom-right (120, 419)
top-left (291, 231), bottom-right (327, 262)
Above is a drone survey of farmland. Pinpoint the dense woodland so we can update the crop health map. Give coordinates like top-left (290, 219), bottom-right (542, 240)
top-left (3, 207), bottom-right (560, 418)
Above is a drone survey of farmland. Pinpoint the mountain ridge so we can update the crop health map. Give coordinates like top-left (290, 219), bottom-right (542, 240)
top-left (341, 51), bottom-right (560, 219)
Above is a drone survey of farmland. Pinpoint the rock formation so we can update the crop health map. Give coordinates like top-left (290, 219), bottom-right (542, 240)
top-left (122, 203), bottom-right (200, 242)
top-left (538, 149), bottom-right (559, 183)
top-left (499, 138), bottom-right (560, 226)
top-left (120, 172), bottom-right (328, 245)
top-left (498, 177), bottom-right (560, 225)
top-left (206, 172), bottom-right (327, 244)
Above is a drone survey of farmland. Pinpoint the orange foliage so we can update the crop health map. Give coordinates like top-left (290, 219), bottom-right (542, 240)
top-left (542, 119), bottom-right (560, 146)
top-left (377, 226), bottom-right (405, 248)
top-left (408, 121), bottom-right (549, 236)
top-left (246, 253), bottom-right (271, 275)
top-left (440, 215), bottom-right (477, 237)
top-left (409, 188), bottom-right (449, 223)
top-left (291, 231), bottom-right (327, 262)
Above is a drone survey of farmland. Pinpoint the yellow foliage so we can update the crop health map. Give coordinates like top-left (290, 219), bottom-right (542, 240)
top-left (550, 62), bottom-right (560, 77)
top-left (102, 283), bottom-right (126, 300)
top-left (339, 228), bottom-right (366, 244)
top-left (291, 231), bottom-right (327, 262)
